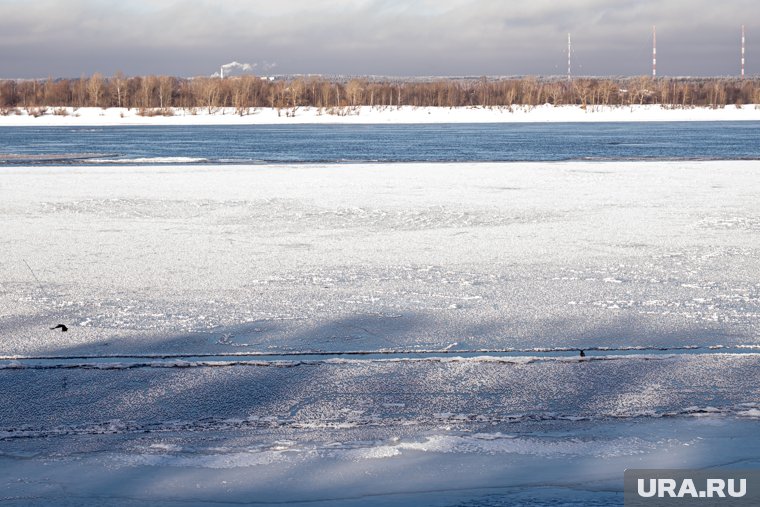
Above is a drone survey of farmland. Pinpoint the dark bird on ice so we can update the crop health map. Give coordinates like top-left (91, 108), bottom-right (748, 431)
top-left (579, 349), bottom-right (585, 357)
top-left (50, 324), bottom-right (68, 332)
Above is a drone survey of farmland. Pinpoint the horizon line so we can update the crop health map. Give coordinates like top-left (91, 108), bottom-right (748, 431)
top-left (2, 73), bottom-right (758, 82)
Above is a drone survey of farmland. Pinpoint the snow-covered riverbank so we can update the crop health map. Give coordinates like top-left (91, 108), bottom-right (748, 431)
top-left (1, 104), bottom-right (760, 126)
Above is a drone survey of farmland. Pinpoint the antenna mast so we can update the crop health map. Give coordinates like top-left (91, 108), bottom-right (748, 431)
top-left (567, 33), bottom-right (572, 81)
top-left (652, 25), bottom-right (657, 78)
top-left (742, 25), bottom-right (746, 78)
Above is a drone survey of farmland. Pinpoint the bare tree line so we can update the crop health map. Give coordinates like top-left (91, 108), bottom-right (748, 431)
top-left (2, 74), bottom-right (760, 114)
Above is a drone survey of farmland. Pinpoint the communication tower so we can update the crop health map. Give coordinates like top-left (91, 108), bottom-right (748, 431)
top-left (567, 33), bottom-right (572, 81)
top-left (742, 25), bottom-right (746, 78)
top-left (652, 26), bottom-right (657, 78)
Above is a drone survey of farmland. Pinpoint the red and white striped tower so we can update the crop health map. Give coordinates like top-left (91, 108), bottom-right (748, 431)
top-left (741, 25), bottom-right (746, 78)
top-left (652, 25), bottom-right (657, 78)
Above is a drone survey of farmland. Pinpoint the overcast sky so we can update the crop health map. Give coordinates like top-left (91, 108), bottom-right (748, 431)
top-left (0, 0), bottom-right (756, 78)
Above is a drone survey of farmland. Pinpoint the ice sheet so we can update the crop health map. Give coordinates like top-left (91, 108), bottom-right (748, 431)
top-left (1, 161), bottom-right (759, 505)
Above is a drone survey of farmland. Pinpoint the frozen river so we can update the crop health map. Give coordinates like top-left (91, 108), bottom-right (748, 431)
top-left (1, 160), bottom-right (759, 505)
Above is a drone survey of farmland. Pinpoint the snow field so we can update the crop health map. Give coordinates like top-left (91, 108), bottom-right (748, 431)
top-left (2, 104), bottom-right (760, 126)
top-left (1, 161), bottom-right (759, 505)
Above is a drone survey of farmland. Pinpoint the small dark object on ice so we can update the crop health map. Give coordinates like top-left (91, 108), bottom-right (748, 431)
top-left (50, 324), bottom-right (68, 332)
top-left (579, 349), bottom-right (585, 357)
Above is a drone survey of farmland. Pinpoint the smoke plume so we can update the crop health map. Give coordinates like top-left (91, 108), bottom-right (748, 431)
top-left (222, 61), bottom-right (254, 73)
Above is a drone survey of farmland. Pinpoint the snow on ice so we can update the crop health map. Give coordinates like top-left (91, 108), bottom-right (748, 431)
top-left (0, 161), bottom-right (759, 505)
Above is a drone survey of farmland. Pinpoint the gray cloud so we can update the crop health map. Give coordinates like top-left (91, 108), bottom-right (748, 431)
top-left (0, 0), bottom-right (756, 78)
